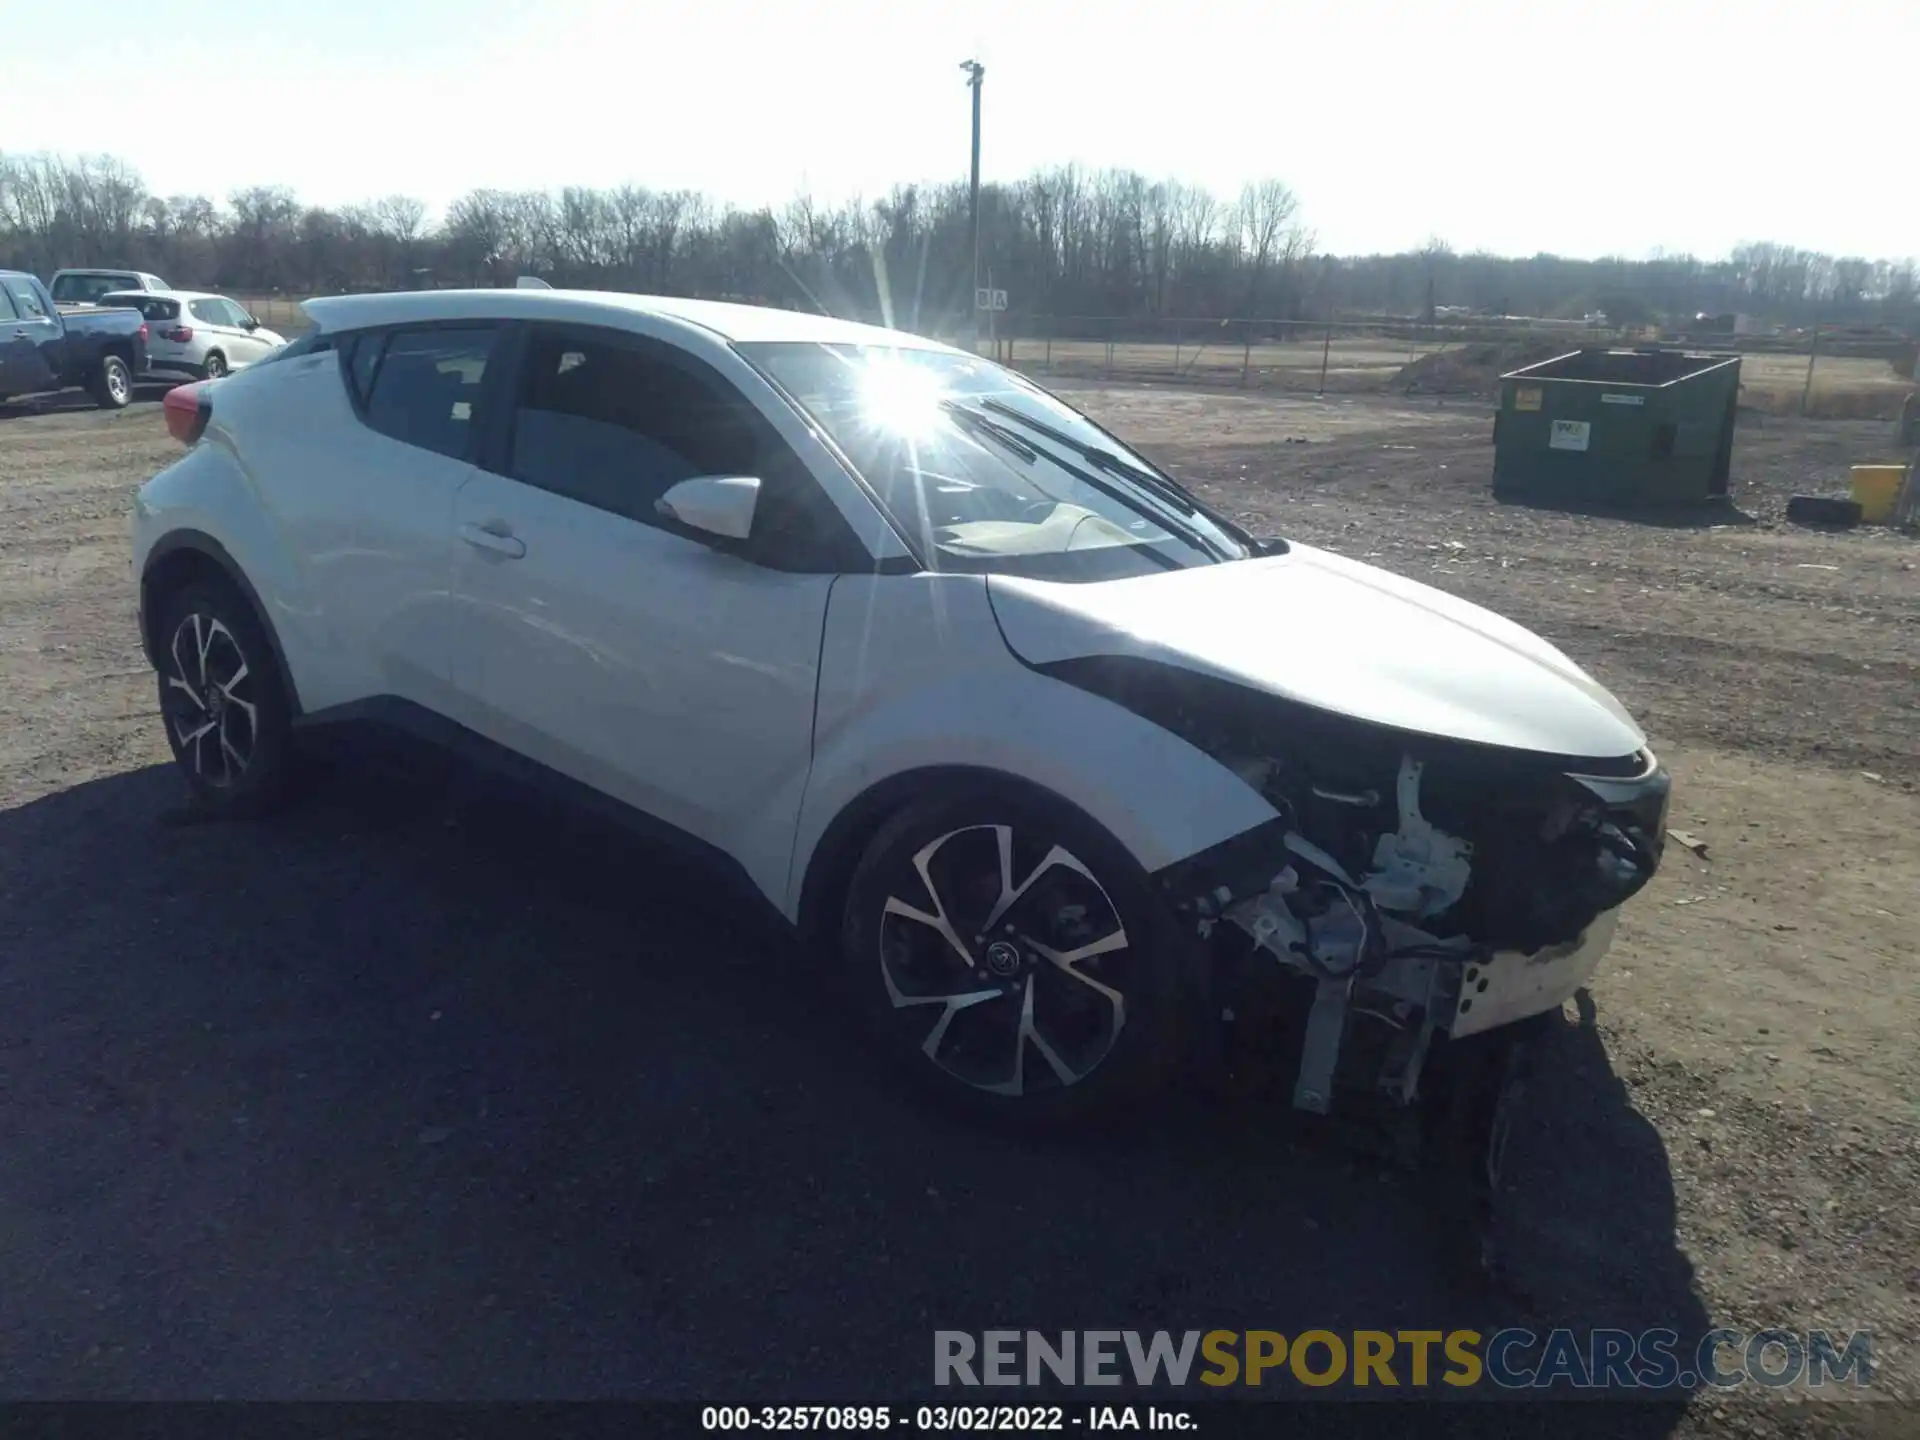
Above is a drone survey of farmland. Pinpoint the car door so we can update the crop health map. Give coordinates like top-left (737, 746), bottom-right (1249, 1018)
top-left (216, 298), bottom-right (273, 366)
top-left (445, 321), bottom-right (860, 882)
top-left (186, 298), bottom-right (235, 367)
top-left (0, 283), bottom-right (26, 396)
top-left (0, 275), bottom-right (61, 394)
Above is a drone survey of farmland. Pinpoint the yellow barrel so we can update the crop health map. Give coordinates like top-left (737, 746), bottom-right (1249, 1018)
top-left (1850, 464), bottom-right (1907, 525)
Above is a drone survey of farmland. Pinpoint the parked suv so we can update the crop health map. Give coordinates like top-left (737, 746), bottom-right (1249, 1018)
top-left (97, 291), bottom-right (286, 381)
top-left (129, 288), bottom-right (1667, 1160)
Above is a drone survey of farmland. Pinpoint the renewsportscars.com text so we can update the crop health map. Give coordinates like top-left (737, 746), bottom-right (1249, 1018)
top-left (934, 1328), bottom-right (1874, 1391)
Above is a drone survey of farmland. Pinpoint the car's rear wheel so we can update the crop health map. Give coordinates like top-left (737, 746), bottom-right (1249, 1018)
top-left (840, 784), bottom-right (1187, 1127)
top-left (91, 354), bottom-right (133, 409)
top-left (202, 352), bottom-right (228, 380)
top-left (154, 580), bottom-right (294, 817)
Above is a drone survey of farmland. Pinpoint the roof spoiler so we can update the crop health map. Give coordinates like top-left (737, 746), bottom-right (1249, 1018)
top-left (516, 275), bottom-right (553, 290)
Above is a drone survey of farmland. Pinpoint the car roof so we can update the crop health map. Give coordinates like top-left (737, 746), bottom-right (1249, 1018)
top-left (300, 288), bottom-right (955, 351)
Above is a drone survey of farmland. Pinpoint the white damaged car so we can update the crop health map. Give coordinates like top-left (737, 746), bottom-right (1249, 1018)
top-left (130, 289), bottom-right (1668, 1159)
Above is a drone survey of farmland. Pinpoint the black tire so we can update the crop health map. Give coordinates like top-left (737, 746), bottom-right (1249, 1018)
top-left (91, 353), bottom-right (133, 409)
top-left (153, 579), bottom-right (295, 817)
top-left (1783, 494), bottom-right (1861, 527)
top-left (202, 352), bottom-right (228, 380)
top-left (840, 782), bottom-right (1189, 1128)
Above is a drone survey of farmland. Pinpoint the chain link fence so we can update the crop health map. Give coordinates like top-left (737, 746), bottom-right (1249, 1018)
top-left (965, 315), bottom-right (1619, 395)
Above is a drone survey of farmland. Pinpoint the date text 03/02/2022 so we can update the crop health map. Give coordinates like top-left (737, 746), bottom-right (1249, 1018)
top-left (700, 1405), bottom-right (1192, 1431)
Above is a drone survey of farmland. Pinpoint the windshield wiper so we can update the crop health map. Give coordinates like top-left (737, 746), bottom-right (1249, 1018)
top-left (975, 398), bottom-right (1199, 515)
top-left (943, 400), bottom-right (1229, 561)
top-left (939, 400), bottom-right (1041, 464)
top-left (977, 398), bottom-right (1270, 558)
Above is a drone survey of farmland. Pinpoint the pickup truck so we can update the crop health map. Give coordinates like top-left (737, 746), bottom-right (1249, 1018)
top-left (0, 270), bottom-right (151, 409)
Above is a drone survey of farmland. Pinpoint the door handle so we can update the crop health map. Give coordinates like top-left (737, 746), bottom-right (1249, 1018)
top-left (458, 520), bottom-right (526, 559)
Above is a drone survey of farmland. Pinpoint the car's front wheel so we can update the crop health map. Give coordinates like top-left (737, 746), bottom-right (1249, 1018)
top-left (154, 580), bottom-right (294, 817)
top-left (840, 785), bottom-right (1188, 1127)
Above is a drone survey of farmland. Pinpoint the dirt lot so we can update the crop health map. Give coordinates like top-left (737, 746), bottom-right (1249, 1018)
top-left (0, 383), bottom-right (1915, 1430)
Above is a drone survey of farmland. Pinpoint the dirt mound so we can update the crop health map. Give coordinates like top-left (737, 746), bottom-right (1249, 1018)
top-left (1395, 339), bottom-right (1571, 395)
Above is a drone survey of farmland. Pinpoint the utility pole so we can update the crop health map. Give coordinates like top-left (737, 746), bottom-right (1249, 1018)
top-left (961, 59), bottom-right (984, 352)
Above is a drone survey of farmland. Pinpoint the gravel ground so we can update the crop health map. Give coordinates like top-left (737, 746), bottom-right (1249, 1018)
top-left (0, 386), bottom-right (1914, 1434)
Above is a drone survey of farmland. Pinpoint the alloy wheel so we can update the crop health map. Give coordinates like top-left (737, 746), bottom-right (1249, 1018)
top-left (162, 611), bottom-right (258, 787)
top-left (877, 823), bottom-right (1133, 1096)
top-left (204, 354), bottom-right (227, 380)
top-left (106, 360), bottom-right (130, 405)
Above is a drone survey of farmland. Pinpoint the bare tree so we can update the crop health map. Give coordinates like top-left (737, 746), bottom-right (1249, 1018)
top-left (1233, 178), bottom-right (1305, 318)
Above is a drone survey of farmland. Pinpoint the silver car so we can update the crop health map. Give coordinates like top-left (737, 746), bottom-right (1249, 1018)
top-left (96, 290), bottom-right (286, 381)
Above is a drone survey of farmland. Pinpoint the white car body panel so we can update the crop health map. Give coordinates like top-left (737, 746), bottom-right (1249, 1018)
top-left (987, 544), bottom-right (1646, 760)
top-left (1449, 907), bottom-right (1620, 1039)
top-left (445, 468), bottom-right (837, 903)
top-left (786, 573), bottom-right (1281, 917)
top-left (143, 346), bottom-right (473, 715)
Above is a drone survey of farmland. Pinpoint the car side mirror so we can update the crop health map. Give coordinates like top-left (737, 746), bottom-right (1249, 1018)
top-left (242, 316), bottom-right (259, 330)
top-left (656, 475), bottom-right (760, 542)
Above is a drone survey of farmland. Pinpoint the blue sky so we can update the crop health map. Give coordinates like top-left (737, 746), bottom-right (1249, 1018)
top-left (8, 0), bottom-right (1914, 260)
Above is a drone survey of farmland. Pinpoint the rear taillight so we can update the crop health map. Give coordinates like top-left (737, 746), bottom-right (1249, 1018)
top-left (163, 326), bottom-right (194, 342)
top-left (163, 382), bottom-right (210, 445)
top-left (138, 322), bottom-right (149, 342)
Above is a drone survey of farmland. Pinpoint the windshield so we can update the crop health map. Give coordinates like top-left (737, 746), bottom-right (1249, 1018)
top-left (51, 274), bottom-right (142, 305)
top-left (739, 341), bottom-right (1247, 581)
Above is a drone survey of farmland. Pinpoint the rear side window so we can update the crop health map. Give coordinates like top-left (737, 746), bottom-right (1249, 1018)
top-left (360, 326), bottom-right (500, 461)
top-left (342, 331), bottom-right (383, 404)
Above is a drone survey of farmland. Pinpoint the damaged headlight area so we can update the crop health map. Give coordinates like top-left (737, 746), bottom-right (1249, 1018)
top-left (1041, 656), bottom-right (1670, 1119)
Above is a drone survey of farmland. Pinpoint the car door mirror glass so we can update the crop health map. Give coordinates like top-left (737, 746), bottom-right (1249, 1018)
top-left (655, 475), bottom-right (760, 542)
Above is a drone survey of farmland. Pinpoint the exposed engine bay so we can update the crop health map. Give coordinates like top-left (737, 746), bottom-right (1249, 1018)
top-left (1116, 664), bottom-right (1672, 1122)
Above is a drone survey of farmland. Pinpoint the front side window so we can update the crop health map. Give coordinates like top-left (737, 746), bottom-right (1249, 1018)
top-left (4, 277), bottom-right (49, 318)
top-left (360, 326), bottom-right (499, 461)
top-left (503, 326), bottom-right (859, 569)
top-left (0, 286), bottom-right (16, 322)
top-left (738, 342), bottom-right (1246, 581)
top-left (508, 329), bottom-right (756, 520)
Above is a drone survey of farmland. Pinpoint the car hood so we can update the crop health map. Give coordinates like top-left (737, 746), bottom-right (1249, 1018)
top-left (986, 543), bottom-right (1646, 760)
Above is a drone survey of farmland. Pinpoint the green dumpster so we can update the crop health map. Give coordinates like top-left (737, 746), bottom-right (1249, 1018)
top-left (1492, 348), bottom-right (1742, 505)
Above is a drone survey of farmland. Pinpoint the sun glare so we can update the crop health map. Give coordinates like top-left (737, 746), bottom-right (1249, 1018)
top-left (856, 355), bottom-right (949, 440)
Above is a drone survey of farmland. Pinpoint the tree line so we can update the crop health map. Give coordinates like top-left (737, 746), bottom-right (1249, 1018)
top-left (2, 151), bottom-right (1914, 336)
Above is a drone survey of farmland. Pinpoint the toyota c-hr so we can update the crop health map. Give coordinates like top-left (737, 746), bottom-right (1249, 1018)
top-left (131, 287), bottom-right (1668, 1158)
